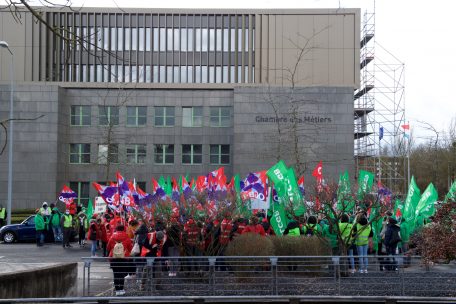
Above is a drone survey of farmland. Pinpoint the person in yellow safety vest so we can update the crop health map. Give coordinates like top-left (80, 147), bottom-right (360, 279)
top-left (61, 210), bottom-right (74, 248)
top-left (338, 213), bottom-right (355, 273)
top-left (0, 205), bottom-right (6, 227)
top-left (352, 216), bottom-right (372, 274)
top-left (283, 220), bottom-right (301, 236)
top-left (301, 215), bottom-right (321, 236)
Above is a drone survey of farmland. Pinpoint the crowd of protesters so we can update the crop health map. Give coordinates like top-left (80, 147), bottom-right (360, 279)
top-left (31, 200), bottom-right (414, 296)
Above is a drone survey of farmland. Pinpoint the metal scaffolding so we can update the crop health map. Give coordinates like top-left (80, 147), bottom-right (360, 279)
top-left (354, 3), bottom-right (407, 194)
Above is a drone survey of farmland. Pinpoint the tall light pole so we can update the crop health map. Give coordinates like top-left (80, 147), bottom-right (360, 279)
top-left (0, 41), bottom-right (14, 225)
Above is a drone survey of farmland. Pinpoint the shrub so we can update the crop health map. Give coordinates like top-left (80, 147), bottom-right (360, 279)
top-left (270, 236), bottom-right (331, 275)
top-left (225, 233), bottom-right (275, 256)
top-left (225, 234), bottom-right (274, 281)
top-left (270, 236), bottom-right (331, 256)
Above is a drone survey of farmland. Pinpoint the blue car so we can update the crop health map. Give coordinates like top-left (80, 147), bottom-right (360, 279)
top-left (0, 215), bottom-right (37, 243)
top-left (0, 215), bottom-right (77, 243)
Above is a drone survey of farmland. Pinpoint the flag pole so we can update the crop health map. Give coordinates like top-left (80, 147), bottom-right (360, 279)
top-left (378, 124), bottom-right (382, 184)
top-left (407, 121), bottom-right (410, 190)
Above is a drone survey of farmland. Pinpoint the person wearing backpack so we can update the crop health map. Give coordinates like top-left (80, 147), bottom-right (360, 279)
top-left (384, 217), bottom-right (401, 271)
top-left (301, 215), bottom-right (321, 237)
top-left (107, 224), bottom-right (133, 296)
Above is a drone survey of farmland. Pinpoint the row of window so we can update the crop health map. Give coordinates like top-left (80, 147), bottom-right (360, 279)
top-left (70, 143), bottom-right (230, 165)
top-left (71, 106), bottom-right (231, 127)
top-left (76, 27), bottom-right (254, 52)
top-left (68, 64), bottom-right (252, 83)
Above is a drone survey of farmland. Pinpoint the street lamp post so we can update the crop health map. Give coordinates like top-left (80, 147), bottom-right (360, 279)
top-left (0, 41), bottom-right (14, 225)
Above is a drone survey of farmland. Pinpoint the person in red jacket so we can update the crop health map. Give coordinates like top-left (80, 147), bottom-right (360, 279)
top-left (242, 216), bottom-right (266, 236)
top-left (98, 218), bottom-right (109, 257)
top-left (107, 224), bottom-right (134, 296)
top-left (87, 219), bottom-right (101, 257)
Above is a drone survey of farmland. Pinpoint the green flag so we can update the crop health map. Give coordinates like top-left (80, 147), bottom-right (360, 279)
top-left (337, 170), bottom-right (353, 212)
top-left (158, 176), bottom-right (166, 191)
top-left (357, 170), bottom-right (375, 200)
top-left (444, 180), bottom-right (456, 203)
top-left (266, 160), bottom-right (305, 216)
top-left (87, 198), bottom-right (94, 219)
top-left (270, 202), bottom-right (288, 236)
top-left (415, 183), bottom-right (438, 219)
top-left (266, 160), bottom-right (289, 197)
top-left (402, 176), bottom-right (421, 224)
top-left (286, 168), bottom-right (305, 216)
top-left (165, 176), bottom-right (172, 196)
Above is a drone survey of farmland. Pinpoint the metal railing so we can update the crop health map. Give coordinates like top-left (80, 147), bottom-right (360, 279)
top-left (80, 255), bottom-right (456, 298)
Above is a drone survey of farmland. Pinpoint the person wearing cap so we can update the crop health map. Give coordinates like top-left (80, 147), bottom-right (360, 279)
top-left (35, 208), bottom-right (48, 246)
top-left (40, 202), bottom-right (51, 218)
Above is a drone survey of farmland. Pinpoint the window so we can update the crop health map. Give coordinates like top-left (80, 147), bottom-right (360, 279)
top-left (97, 144), bottom-right (119, 164)
top-left (127, 106), bottom-right (147, 126)
top-left (210, 145), bottom-right (230, 164)
top-left (182, 106), bottom-right (203, 127)
top-left (99, 106), bottom-right (119, 126)
top-left (182, 144), bottom-right (202, 164)
top-left (155, 106), bottom-right (175, 126)
top-left (154, 144), bottom-right (174, 164)
top-left (70, 105), bottom-right (91, 126)
top-left (210, 107), bottom-right (231, 127)
top-left (126, 144), bottom-right (147, 164)
top-left (69, 181), bottom-right (90, 206)
top-left (69, 143), bottom-right (90, 164)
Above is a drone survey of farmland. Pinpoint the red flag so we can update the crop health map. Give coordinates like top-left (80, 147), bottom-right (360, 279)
top-left (401, 124), bottom-right (410, 130)
top-left (312, 161), bottom-right (323, 181)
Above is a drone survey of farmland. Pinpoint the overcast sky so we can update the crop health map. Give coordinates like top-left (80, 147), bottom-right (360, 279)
top-left (9, 0), bottom-right (456, 141)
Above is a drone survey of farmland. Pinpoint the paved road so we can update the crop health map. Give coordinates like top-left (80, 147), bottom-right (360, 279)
top-left (0, 241), bottom-right (98, 296)
top-left (0, 241), bottom-right (93, 264)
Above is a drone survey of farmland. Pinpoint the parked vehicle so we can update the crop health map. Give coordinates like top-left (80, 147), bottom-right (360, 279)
top-left (0, 215), bottom-right (76, 243)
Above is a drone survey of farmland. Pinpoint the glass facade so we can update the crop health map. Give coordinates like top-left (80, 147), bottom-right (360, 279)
top-left (48, 13), bottom-right (255, 83)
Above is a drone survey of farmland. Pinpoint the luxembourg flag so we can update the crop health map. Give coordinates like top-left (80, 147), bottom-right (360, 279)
top-left (298, 176), bottom-right (305, 196)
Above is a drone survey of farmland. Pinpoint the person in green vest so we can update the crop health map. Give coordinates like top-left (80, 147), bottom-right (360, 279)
top-left (50, 207), bottom-right (63, 242)
top-left (301, 215), bottom-right (322, 236)
top-left (352, 215), bottom-right (372, 273)
top-left (61, 209), bottom-right (74, 248)
top-left (35, 208), bottom-right (48, 247)
top-left (0, 205), bottom-right (6, 227)
top-left (338, 213), bottom-right (355, 273)
top-left (283, 220), bottom-right (301, 236)
top-left (321, 218), bottom-right (338, 255)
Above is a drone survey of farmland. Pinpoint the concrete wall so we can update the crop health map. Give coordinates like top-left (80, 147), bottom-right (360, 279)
top-left (255, 11), bottom-right (360, 88)
top-left (233, 86), bottom-right (354, 181)
top-left (0, 263), bottom-right (77, 298)
top-left (0, 84), bottom-right (60, 210)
